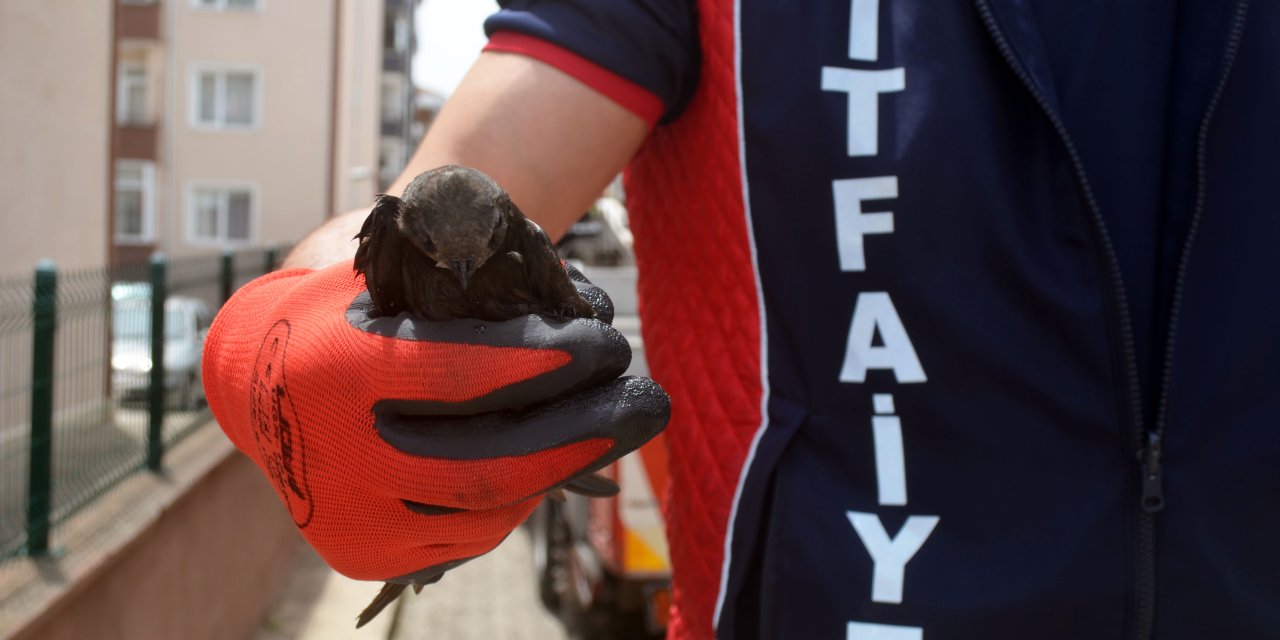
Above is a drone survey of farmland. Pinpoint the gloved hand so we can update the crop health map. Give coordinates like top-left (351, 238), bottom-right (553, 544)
top-left (202, 261), bottom-right (669, 587)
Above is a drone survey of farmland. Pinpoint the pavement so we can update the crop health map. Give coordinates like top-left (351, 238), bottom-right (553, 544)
top-left (255, 528), bottom-right (569, 640)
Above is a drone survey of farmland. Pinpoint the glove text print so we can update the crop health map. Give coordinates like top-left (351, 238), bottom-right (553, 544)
top-left (250, 319), bottom-right (314, 528)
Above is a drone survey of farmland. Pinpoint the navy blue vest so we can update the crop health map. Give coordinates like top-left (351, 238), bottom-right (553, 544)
top-left (720, 1), bottom-right (1280, 638)
top-left (489, 0), bottom-right (1277, 636)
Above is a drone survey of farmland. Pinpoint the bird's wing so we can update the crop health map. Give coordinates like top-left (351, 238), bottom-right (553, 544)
top-left (511, 215), bottom-right (596, 318)
top-left (353, 194), bottom-right (410, 316)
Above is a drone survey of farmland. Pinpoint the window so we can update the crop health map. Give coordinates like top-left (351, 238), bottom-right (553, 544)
top-left (118, 63), bottom-right (149, 124)
top-left (190, 67), bottom-right (260, 129)
top-left (193, 0), bottom-right (260, 10)
top-left (188, 185), bottom-right (254, 245)
top-left (115, 161), bottom-right (155, 243)
top-left (379, 139), bottom-right (405, 190)
top-left (383, 15), bottom-right (401, 54)
top-left (381, 78), bottom-right (405, 123)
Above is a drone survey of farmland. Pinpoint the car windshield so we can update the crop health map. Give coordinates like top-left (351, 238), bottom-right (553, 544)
top-left (113, 305), bottom-right (191, 340)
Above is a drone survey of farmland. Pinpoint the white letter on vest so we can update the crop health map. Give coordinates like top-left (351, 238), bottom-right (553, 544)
top-left (848, 0), bottom-right (881, 62)
top-left (847, 512), bottom-right (940, 604)
top-left (871, 394), bottom-right (907, 506)
top-left (840, 292), bottom-right (927, 383)
top-left (847, 621), bottom-right (924, 640)
top-left (821, 66), bottom-right (905, 157)
top-left (834, 176), bottom-right (896, 272)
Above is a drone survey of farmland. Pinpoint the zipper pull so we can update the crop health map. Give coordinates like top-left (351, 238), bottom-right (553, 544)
top-left (1139, 431), bottom-right (1165, 513)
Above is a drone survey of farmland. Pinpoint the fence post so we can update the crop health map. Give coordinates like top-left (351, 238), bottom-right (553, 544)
top-left (220, 250), bottom-right (234, 305)
top-left (146, 253), bottom-right (167, 472)
top-left (27, 260), bottom-right (56, 555)
top-left (264, 246), bottom-right (278, 275)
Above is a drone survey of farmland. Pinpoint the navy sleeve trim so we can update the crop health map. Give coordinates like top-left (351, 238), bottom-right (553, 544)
top-left (484, 0), bottom-right (699, 124)
top-left (485, 32), bottom-right (666, 125)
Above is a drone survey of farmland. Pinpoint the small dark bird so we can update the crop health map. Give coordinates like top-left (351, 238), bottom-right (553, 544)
top-left (353, 164), bottom-right (596, 322)
top-left (351, 165), bottom-right (612, 627)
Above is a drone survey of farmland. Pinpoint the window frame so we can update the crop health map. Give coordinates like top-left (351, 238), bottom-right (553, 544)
top-left (191, 0), bottom-right (263, 12)
top-left (185, 181), bottom-right (260, 247)
top-left (115, 161), bottom-right (157, 244)
top-left (380, 76), bottom-right (406, 123)
top-left (188, 63), bottom-right (264, 131)
top-left (379, 138), bottom-right (406, 188)
top-left (117, 61), bottom-right (149, 125)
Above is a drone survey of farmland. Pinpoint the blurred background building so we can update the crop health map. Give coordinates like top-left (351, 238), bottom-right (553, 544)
top-left (0, 2), bottom-right (113, 273)
top-left (379, 0), bottom-right (419, 190)
top-left (0, 0), bottom-right (433, 274)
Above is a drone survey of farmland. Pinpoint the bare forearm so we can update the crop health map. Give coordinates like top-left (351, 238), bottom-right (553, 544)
top-left (284, 52), bottom-right (649, 270)
top-left (281, 209), bottom-right (367, 269)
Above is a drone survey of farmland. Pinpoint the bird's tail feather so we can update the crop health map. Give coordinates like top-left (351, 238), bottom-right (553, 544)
top-left (356, 582), bottom-right (407, 628)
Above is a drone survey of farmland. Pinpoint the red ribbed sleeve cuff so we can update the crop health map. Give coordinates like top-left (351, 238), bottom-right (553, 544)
top-left (484, 31), bottom-right (665, 126)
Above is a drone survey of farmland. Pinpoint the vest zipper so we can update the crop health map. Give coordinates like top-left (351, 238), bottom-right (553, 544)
top-left (1149, 0), bottom-right (1249, 523)
top-left (971, 2), bottom-right (1151, 637)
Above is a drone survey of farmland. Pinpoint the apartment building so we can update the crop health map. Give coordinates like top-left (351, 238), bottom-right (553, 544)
top-left (378, 0), bottom-right (422, 191)
top-left (112, 0), bottom-right (401, 266)
top-left (0, 0), bottom-right (414, 274)
top-left (0, 2), bottom-right (113, 272)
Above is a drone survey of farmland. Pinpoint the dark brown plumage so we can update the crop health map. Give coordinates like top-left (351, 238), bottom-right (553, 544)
top-left (355, 582), bottom-right (419, 629)
top-left (353, 164), bottom-right (595, 322)
top-left (350, 165), bottom-right (600, 627)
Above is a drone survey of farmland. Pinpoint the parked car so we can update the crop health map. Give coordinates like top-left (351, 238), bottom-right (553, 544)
top-left (111, 284), bottom-right (212, 409)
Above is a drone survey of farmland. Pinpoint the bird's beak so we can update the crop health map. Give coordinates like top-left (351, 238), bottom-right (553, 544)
top-left (452, 258), bottom-right (476, 290)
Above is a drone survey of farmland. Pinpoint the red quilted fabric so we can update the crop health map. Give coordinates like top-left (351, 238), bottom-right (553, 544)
top-left (626, 1), bottom-right (763, 638)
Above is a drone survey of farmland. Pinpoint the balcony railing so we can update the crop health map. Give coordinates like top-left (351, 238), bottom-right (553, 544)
top-left (383, 50), bottom-right (408, 73)
top-left (117, 2), bottom-right (161, 41)
top-left (115, 123), bottom-right (158, 161)
top-left (384, 118), bottom-right (413, 137)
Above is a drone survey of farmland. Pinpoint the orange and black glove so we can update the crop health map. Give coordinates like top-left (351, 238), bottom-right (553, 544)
top-left (202, 262), bottom-right (668, 587)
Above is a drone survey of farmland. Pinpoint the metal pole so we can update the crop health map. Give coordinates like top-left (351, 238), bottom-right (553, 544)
top-left (146, 253), bottom-right (167, 471)
top-left (27, 260), bottom-right (56, 555)
top-left (220, 250), bottom-right (234, 305)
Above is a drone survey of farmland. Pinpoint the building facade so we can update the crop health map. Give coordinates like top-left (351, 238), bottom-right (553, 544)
top-left (378, 0), bottom-right (422, 191)
top-left (0, 1), bottom-right (113, 272)
top-left (0, 0), bottom-right (413, 274)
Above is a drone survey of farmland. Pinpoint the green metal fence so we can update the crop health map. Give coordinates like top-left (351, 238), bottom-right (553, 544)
top-left (0, 246), bottom-right (289, 562)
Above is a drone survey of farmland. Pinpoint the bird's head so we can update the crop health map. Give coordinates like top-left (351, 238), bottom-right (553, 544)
top-left (398, 165), bottom-right (512, 290)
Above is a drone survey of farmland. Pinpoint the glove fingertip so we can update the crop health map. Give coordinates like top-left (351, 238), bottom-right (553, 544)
top-left (563, 260), bottom-right (589, 284)
top-left (574, 319), bottom-right (632, 378)
top-left (562, 472), bottom-right (620, 498)
top-left (564, 262), bottom-right (616, 324)
top-left (573, 280), bottom-right (614, 324)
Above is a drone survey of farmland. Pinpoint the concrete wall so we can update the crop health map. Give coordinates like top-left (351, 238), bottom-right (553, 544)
top-left (11, 450), bottom-right (301, 640)
top-left (0, 1), bottom-right (111, 273)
